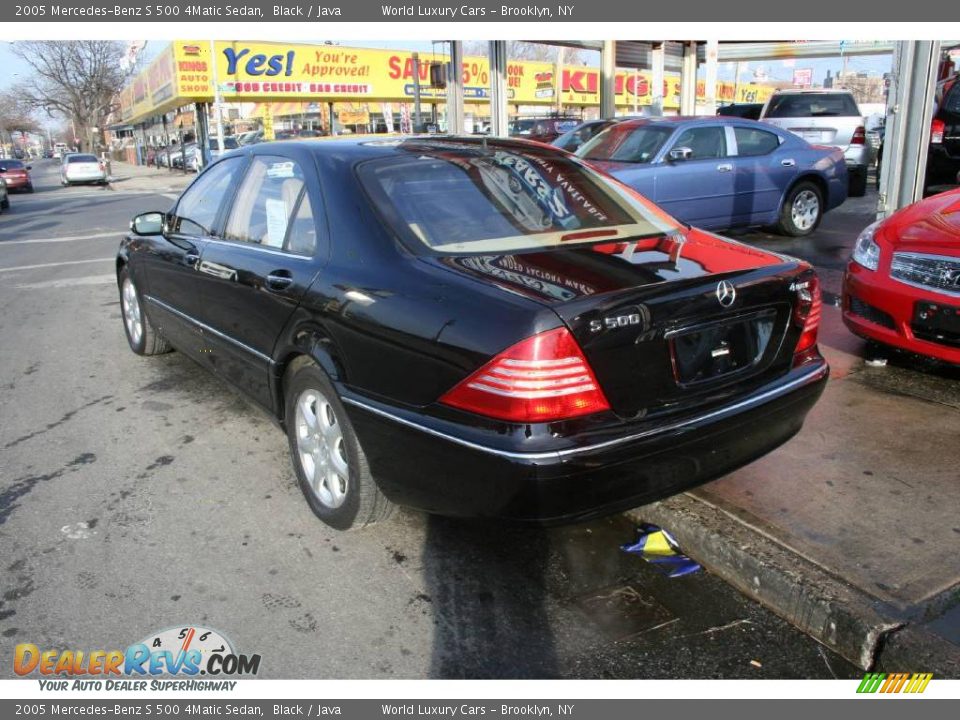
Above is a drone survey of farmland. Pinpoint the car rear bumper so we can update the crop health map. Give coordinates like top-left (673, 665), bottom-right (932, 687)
top-left (342, 361), bottom-right (829, 523)
top-left (2, 176), bottom-right (30, 189)
top-left (842, 262), bottom-right (960, 364)
top-left (65, 172), bottom-right (106, 182)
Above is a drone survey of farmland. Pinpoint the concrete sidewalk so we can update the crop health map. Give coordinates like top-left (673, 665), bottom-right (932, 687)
top-left (106, 160), bottom-right (194, 194)
top-left (629, 303), bottom-right (960, 673)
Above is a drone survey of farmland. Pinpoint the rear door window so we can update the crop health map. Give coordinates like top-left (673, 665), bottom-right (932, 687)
top-left (223, 155), bottom-right (317, 255)
top-left (733, 127), bottom-right (781, 156)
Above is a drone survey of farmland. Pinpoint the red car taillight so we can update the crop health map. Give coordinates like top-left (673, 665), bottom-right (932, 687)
top-left (851, 126), bottom-right (866, 145)
top-left (793, 274), bottom-right (822, 356)
top-left (931, 118), bottom-right (945, 144)
top-left (440, 327), bottom-right (611, 423)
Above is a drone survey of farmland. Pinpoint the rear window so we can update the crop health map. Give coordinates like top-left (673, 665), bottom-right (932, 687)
top-left (554, 120), bottom-right (579, 133)
top-left (357, 141), bottom-right (679, 255)
top-left (1, 160), bottom-right (24, 169)
top-left (577, 123), bottom-right (674, 163)
top-left (765, 93), bottom-right (860, 118)
top-left (68, 155), bottom-right (98, 164)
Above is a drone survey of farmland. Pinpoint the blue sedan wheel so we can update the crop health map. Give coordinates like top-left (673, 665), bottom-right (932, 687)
top-left (777, 181), bottom-right (823, 237)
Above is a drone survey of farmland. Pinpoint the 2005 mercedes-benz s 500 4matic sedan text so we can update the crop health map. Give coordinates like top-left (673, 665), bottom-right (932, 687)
top-left (117, 137), bottom-right (829, 530)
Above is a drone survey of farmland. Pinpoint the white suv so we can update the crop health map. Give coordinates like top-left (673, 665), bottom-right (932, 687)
top-left (760, 89), bottom-right (870, 197)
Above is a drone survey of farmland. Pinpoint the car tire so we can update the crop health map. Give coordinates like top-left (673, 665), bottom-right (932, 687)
top-left (1, 197), bottom-right (8, 211)
top-left (777, 181), bottom-right (823, 237)
top-left (284, 360), bottom-right (394, 531)
top-left (118, 267), bottom-right (171, 356)
top-left (849, 168), bottom-right (868, 197)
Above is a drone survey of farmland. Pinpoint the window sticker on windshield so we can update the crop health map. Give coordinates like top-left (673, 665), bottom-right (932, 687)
top-left (266, 161), bottom-right (296, 179)
top-left (264, 199), bottom-right (288, 248)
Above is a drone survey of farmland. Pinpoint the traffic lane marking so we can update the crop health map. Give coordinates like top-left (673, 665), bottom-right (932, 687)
top-left (0, 258), bottom-right (114, 273)
top-left (13, 274), bottom-right (116, 290)
top-left (0, 231), bottom-right (120, 245)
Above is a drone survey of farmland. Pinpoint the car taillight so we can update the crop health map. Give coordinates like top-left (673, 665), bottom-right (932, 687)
top-left (439, 327), bottom-right (611, 423)
top-left (851, 126), bottom-right (866, 145)
top-left (931, 118), bottom-right (945, 144)
top-left (792, 274), bottom-right (822, 356)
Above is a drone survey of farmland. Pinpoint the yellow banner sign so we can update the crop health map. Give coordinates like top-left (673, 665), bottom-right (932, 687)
top-left (118, 41), bottom-right (775, 124)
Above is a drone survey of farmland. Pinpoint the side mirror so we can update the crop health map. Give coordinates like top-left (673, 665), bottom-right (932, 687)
top-left (26, 165), bottom-right (32, 171)
top-left (668, 146), bottom-right (693, 163)
top-left (130, 212), bottom-right (165, 236)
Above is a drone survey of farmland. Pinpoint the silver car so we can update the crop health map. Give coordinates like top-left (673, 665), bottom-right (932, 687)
top-left (760, 89), bottom-right (870, 197)
top-left (61, 153), bottom-right (107, 185)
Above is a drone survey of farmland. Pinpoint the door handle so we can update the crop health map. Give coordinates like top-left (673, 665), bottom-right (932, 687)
top-left (717, 163), bottom-right (733, 172)
top-left (265, 271), bottom-right (294, 291)
top-left (184, 251), bottom-right (200, 267)
top-left (781, 159), bottom-right (796, 167)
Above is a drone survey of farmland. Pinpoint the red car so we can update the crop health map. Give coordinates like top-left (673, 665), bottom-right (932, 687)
top-left (0, 159), bottom-right (34, 193)
top-left (843, 188), bottom-right (960, 364)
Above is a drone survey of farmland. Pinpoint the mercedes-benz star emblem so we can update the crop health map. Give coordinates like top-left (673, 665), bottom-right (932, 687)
top-left (716, 280), bottom-right (737, 307)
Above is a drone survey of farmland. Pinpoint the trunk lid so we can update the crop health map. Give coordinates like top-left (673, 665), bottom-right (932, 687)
top-left (431, 228), bottom-right (810, 418)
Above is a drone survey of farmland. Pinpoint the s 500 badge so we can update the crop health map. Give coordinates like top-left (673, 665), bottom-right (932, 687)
top-left (589, 306), bottom-right (649, 333)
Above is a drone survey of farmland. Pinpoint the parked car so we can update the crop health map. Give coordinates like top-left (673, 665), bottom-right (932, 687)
top-left (60, 153), bottom-right (107, 185)
top-left (717, 103), bottom-right (764, 120)
top-left (237, 130), bottom-right (264, 146)
top-left (0, 158), bottom-right (34, 193)
top-left (509, 117), bottom-right (581, 143)
top-left (843, 187), bottom-right (960, 365)
top-left (927, 74), bottom-right (960, 192)
top-left (53, 142), bottom-right (68, 159)
top-left (186, 136), bottom-right (241, 172)
top-left (171, 144), bottom-right (194, 170)
top-left (759, 89), bottom-right (870, 197)
top-left (0, 178), bottom-right (9, 212)
top-left (118, 137), bottom-right (828, 529)
top-left (552, 118), bottom-right (651, 153)
top-left (577, 116), bottom-right (847, 236)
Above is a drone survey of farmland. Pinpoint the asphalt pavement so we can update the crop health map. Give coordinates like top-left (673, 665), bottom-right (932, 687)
top-left (0, 159), bottom-right (881, 679)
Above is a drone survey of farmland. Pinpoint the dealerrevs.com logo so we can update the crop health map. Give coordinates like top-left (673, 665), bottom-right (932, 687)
top-left (14, 626), bottom-right (261, 691)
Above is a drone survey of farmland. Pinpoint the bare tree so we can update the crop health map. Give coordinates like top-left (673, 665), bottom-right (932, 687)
top-left (0, 90), bottom-right (40, 156)
top-left (463, 41), bottom-right (582, 65)
top-left (10, 41), bottom-right (134, 152)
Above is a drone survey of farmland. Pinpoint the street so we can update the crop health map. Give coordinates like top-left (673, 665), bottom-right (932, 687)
top-left (0, 158), bottom-right (868, 679)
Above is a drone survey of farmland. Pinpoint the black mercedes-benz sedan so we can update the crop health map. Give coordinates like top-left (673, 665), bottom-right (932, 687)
top-left (117, 136), bottom-right (828, 530)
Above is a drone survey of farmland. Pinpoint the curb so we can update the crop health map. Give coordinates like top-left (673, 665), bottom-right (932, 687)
top-left (626, 493), bottom-right (903, 670)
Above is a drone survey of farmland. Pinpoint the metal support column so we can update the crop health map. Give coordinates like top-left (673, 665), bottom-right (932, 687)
top-left (877, 40), bottom-right (942, 218)
top-left (412, 52), bottom-right (423, 132)
top-left (488, 41), bottom-right (509, 138)
top-left (600, 40), bottom-right (616, 119)
top-left (446, 41), bottom-right (465, 134)
top-left (703, 39), bottom-right (719, 115)
top-left (651, 43), bottom-right (665, 116)
top-left (208, 39), bottom-right (224, 167)
top-left (194, 102), bottom-right (210, 174)
top-left (680, 42), bottom-right (698, 115)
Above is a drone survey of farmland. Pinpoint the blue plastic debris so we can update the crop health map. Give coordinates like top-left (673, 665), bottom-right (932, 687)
top-left (621, 523), bottom-right (702, 578)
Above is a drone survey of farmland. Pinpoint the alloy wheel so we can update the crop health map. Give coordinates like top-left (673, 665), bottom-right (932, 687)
top-left (791, 189), bottom-right (820, 231)
top-left (295, 389), bottom-right (349, 509)
top-left (121, 278), bottom-right (143, 346)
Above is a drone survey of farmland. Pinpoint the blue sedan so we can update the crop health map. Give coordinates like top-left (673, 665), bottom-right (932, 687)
top-left (576, 116), bottom-right (848, 236)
